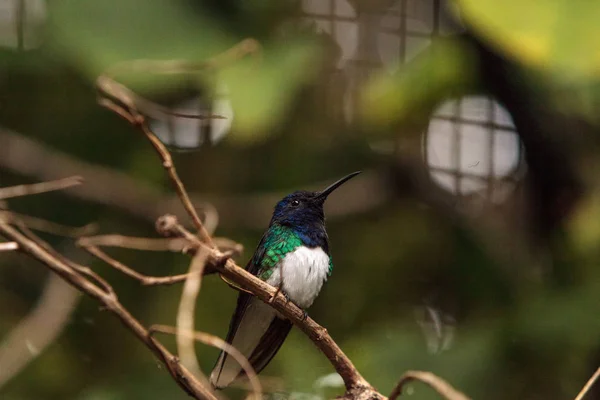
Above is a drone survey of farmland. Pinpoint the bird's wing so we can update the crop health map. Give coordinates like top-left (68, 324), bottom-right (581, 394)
top-left (210, 228), bottom-right (293, 389)
top-left (209, 297), bottom-right (292, 389)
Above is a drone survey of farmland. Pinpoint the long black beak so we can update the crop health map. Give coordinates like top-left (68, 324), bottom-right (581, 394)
top-left (315, 171), bottom-right (361, 201)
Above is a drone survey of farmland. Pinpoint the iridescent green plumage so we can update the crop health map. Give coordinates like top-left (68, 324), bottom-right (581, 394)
top-left (257, 225), bottom-right (303, 280)
top-left (211, 172), bottom-right (360, 390)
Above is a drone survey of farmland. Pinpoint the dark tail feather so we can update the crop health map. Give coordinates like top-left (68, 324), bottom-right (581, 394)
top-left (210, 297), bottom-right (292, 389)
top-left (247, 317), bottom-right (293, 374)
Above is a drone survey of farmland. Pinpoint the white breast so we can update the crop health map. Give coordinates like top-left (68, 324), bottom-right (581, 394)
top-left (266, 246), bottom-right (330, 309)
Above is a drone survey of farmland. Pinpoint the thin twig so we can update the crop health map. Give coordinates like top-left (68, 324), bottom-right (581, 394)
top-left (15, 223), bottom-right (115, 298)
top-left (150, 324), bottom-right (262, 400)
top-left (0, 274), bottom-right (79, 388)
top-left (96, 77), bottom-right (226, 122)
top-left (101, 39), bottom-right (260, 76)
top-left (138, 125), bottom-right (213, 243)
top-left (389, 371), bottom-right (470, 400)
top-left (574, 367), bottom-right (600, 400)
top-left (83, 245), bottom-right (194, 286)
top-left (0, 176), bottom-right (83, 200)
top-left (0, 129), bottom-right (385, 230)
top-left (96, 40), bottom-right (262, 243)
top-left (1, 177), bottom-right (79, 201)
top-left (78, 235), bottom-right (191, 252)
top-left (0, 241), bottom-right (18, 251)
top-left (98, 96), bottom-right (213, 245)
top-left (0, 211), bottom-right (97, 237)
top-left (77, 234), bottom-right (241, 255)
top-left (176, 247), bottom-right (209, 379)
top-left (157, 215), bottom-right (379, 397)
top-left (0, 222), bottom-right (216, 400)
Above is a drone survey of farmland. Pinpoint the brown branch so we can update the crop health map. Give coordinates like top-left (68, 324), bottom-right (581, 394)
top-left (95, 38), bottom-right (260, 124)
top-left (14, 221), bottom-right (118, 300)
top-left (97, 96), bottom-right (213, 245)
top-left (78, 234), bottom-right (243, 285)
top-left (0, 38), bottom-right (398, 400)
top-left (77, 234), bottom-right (191, 251)
top-left (83, 245), bottom-right (195, 286)
top-left (101, 39), bottom-right (260, 76)
top-left (0, 129), bottom-right (386, 230)
top-left (574, 367), bottom-right (600, 400)
top-left (389, 371), bottom-right (470, 400)
top-left (0, 211), bottom-right (97, 237)
top-left (77, 234), bottom-right (241, 255)
top-left (0, 222), bottom-right (217, 400)
top-left (158, 216), bottom-right (382, 399)
top-left (0, 274), bottom-right (80, 388)
top-left (0, 176), bottom-right (83, 200)
top-left (176, 248), bottom-right (210, 379)
top-left (150, 324), bottom-right (262, 400)
top-left (137, 122), bottom-right (213, 244)
top-left (96, 77), bottom-right (226, 121)
top-left (97, 59), bottom-right (226, 245)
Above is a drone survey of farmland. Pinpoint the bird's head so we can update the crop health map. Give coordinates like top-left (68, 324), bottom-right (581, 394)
top-left (271, 171), bottom-right (361, 228)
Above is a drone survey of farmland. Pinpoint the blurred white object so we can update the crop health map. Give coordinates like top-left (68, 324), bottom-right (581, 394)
top-left (415, 305), bottom-right (456, 354)
top-left (0, 0), bottom-right (46, 50)
top-left (425, 95), bottom-right (522, 200)
top-left (313, 372), bottom-right (344, 390)
top-left (150, 83), bottom-right (233, 150)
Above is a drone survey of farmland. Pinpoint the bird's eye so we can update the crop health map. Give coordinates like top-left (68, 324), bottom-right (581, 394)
top-left (291, 200), bottom-right (300, 207)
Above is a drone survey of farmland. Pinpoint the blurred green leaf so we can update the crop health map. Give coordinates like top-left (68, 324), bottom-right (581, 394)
top-left (50, 0), bottom-right (229, 75)
top-left (456, 0), bottom-right (600, 79)
top-left (217, 40), bottom-right (321, 142)
top-left (360, 40), bottom-right (475, 130)
top-left (49, 0), bottom-right (320, 143)
top-left (568, 188), bottom-right (600, 256)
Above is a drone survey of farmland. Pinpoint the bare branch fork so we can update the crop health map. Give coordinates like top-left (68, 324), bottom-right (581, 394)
top-left (0, 40), bottom-right (481, 400)
top-left (93, 46), bottom-right (386, 397)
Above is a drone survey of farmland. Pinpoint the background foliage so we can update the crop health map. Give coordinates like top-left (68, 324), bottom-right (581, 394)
top-left (1, 0), bottom-right (600, 399)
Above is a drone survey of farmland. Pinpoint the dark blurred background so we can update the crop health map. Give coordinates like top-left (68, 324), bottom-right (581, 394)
top-left (1, 0), bottom-right (600, 399)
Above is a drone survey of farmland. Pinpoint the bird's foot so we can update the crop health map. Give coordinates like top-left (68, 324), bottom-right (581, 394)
top-left (269, 287), bottom-right (291, 304)
top-left (301, 310), bottom-right (308, 321)
top-left (268, 290), bottom-right (278, 304)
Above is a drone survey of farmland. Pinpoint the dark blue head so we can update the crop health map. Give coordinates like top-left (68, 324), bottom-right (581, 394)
top-left (270, 172), bottom-right (361, 229)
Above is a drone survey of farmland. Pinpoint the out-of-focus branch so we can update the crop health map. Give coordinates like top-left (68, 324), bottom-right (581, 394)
top-left (0, 211), bottom-right (96, 238)
top-left (388, 370), bottom-right (470, 400)
top-left (95, 95), bottom-right (213, 245)
top-left (0, 274), bottom-right (80, 388)
top-left (83, 244), bottom-right (195, 286)
top-left (0, 221), bottom-right (219, 400)
top-left (175, 248), bottom-right (210, 380)
top-left (574, 367), bottom-right (600, 400)
top-left (157, 215), bottom-right (384, 400)
top-left (95, 64), bottom-right (387, 396)
top-left (78, 235), bottom-right (191, 251)
top-left (150, 324), bottom-right (262, 399)
top-left (0, 176), bottom-right (83, 200)
top-left (77, 234), bottom-right (241, 254)
top-left (0, 129), bottom-right (389, 229)
top-left (95, 40), bottom-right (261, 245)
top-left (0, 129), bottom-right (176, 221)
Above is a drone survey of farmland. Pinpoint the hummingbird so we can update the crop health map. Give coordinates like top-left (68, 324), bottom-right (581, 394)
top-left (210, 171), bottom-right (361, 390)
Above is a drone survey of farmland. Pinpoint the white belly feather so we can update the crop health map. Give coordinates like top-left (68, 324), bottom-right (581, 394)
top-left (266, 246), bottom-right (330, 309)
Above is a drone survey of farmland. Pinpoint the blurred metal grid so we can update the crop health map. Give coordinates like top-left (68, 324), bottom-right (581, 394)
top-left (301, 0), bottom-right (525, 202)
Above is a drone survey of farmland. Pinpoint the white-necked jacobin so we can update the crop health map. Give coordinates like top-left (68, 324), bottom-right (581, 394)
top-left (210, 171), bottom-right (361, 389)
